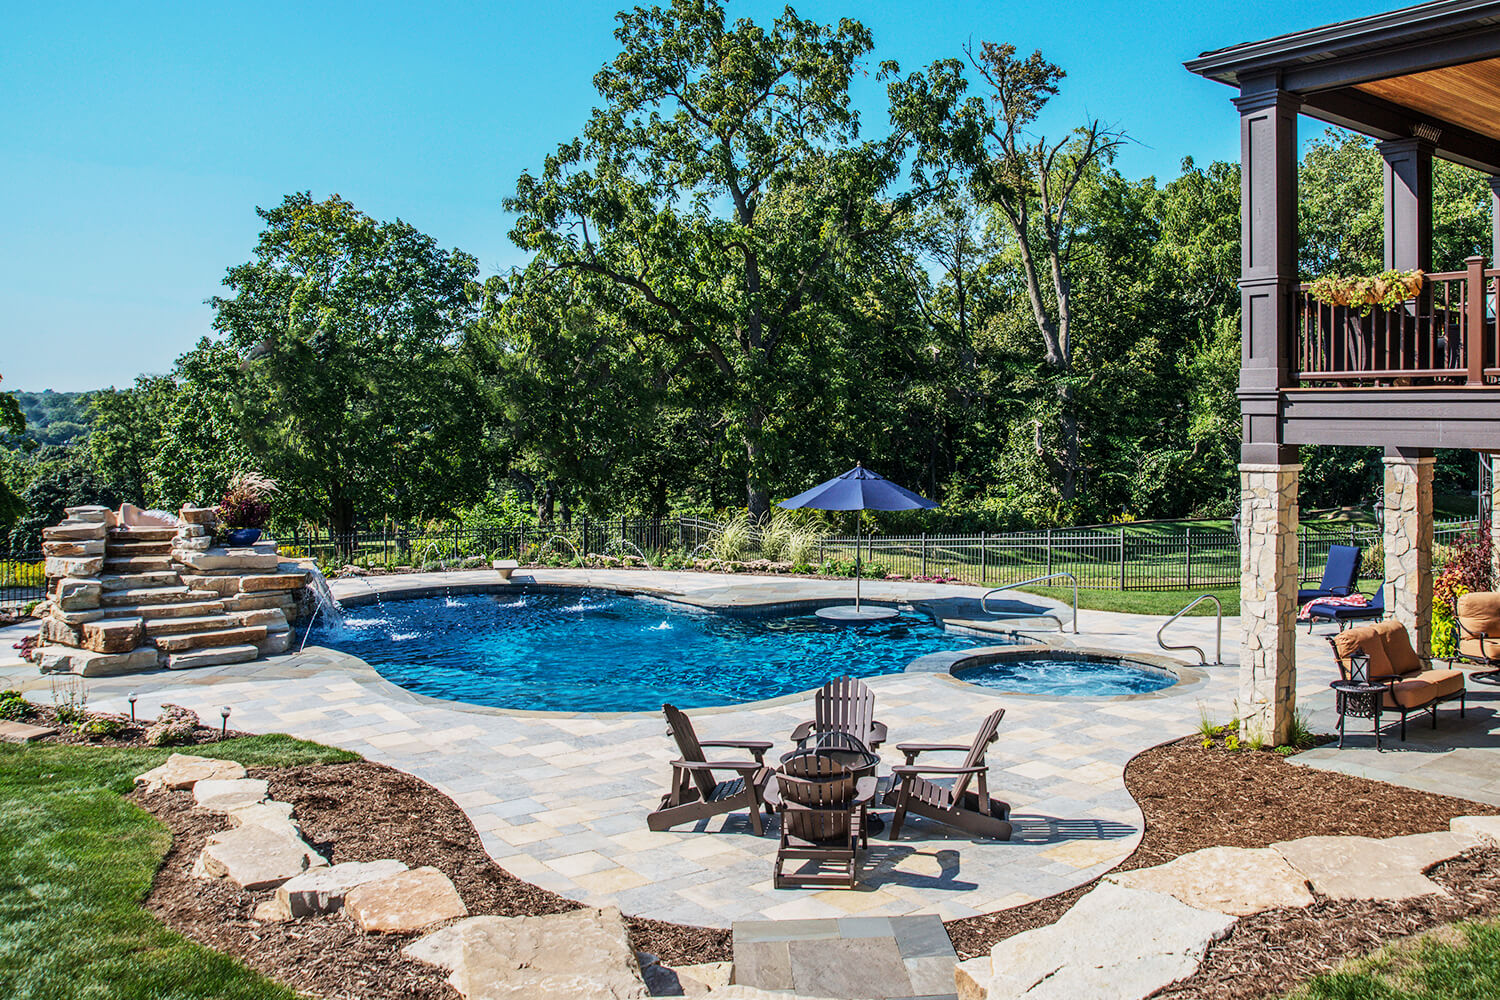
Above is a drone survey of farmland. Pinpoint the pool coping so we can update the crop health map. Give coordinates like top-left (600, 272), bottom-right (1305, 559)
top-left (310, 576), bottom-right (1204, 718)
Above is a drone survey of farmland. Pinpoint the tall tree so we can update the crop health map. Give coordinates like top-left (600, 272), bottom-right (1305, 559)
top-left (211, 193), bottom-right (491, 538)
top-left (918, 44), bottom-right (1125, 501)
top-left (504, 0), bottom-right (963, 518)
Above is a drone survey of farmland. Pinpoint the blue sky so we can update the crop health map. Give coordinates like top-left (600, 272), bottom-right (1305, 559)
top-left (2, 0), bottom-right (1392, 391)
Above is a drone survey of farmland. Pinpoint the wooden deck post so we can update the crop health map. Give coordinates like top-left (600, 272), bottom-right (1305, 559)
top-left (1467, 254), bottom-right (1487, 384)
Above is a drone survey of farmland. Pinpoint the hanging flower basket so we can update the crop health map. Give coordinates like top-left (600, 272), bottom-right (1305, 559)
top-left (1308, 269), bottom-right (1425, 316)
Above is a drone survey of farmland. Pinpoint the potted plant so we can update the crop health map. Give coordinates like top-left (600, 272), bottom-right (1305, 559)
top-left (1307, 268), bottom-right (1425, 316)
top-left (216, 472), bottom-right (278, 546)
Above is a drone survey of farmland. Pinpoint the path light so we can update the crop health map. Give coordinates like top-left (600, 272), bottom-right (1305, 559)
top-left (220, 706), bottom-right (231, 738)
top-left (128, 691), bottom-right (137, 722)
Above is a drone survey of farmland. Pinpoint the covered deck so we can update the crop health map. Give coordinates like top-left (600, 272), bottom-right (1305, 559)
top-left (1188, 0), bottom-right (1500, 743)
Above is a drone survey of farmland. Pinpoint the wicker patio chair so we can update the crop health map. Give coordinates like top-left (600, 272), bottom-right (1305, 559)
top-left (883, 708), bottom-right (1011, 841)
top-left (768, 753), bottom-right (877, 889)
top-left (647, 703), bottom-right (774, 835)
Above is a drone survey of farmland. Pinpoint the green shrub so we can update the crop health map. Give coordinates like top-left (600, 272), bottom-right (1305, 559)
top-left (0, 690), bottom-right (33, 720)
top-left (75, 716), bottom-right (124, 739)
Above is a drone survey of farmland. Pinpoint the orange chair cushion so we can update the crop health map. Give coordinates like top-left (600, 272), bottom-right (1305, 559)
top-left (1375, 619), bottom-right (1423, 676)
top-left (1381, 668), bottom-right (1465, 710)
top-left (1333, 624), bottom-right (1397, 680)
top-left (1458, 591), bottom-right (1500, 663)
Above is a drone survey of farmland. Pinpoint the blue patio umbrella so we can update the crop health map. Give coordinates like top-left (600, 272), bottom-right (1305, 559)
top-left (779, 463), bottom-right (937, 617)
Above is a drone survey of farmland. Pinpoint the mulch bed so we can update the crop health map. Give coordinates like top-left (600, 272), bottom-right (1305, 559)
top-left (135, 760), bottom-right (727, 1000)
top-left (21, 704), bottom-right (253, 747)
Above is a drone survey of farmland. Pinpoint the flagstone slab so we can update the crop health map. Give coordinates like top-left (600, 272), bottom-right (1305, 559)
top-left (277, 859), bottom-right (410, 917)
top-left (225, 799), bottom-right (296, 831)
top-left (0, 719), bottom-right (56, 743)
top-left (1107, 846), bottom-right (1314, 916)
top-left (198, 823), bottom-right (327, 890)
top-left (193, 777), bottom-right (269, 811)
top-left (136, 753), bottom-right (247, 791)
top-left (346, 866), bottom-right (467, 934)
top-left (981, 882), bottom-right (1236, 1000)
top-left (404, 906), bottom-right (642, 998)
top-left (1271, 832), bottom-right (1465, 901)
top-left (1452, 815), bottom-right (1500, 848)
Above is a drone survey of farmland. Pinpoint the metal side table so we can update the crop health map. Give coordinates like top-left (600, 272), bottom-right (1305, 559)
top-left (1330, 680), bottom-right (1386, 749)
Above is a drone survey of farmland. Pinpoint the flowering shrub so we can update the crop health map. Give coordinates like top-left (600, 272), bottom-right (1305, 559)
top-left (217, 472), bottom-right (278, 529)
top-left (1433, 530), bottom-right (1492, 657)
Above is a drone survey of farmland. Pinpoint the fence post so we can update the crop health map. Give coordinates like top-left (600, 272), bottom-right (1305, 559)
top-left (1045, 528), bottom-right (1053, 577)
top-left (1185, 527), bottom-right (1192, 591)
top-left (1118, 528), bottom-right (1127, 590)
top-left (921, 533), bottom-right (928, 578)
top-left (980, 532), bottom-right (987, 584)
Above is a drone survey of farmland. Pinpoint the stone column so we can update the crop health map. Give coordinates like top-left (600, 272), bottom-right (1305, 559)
top-left (1240, 462), bottom-right (1300, 746)
top-left (1382, 447), bottom-right (1435, 655)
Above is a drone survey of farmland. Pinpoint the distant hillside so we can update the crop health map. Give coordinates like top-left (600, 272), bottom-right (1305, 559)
top-left (6, 390), bottom-right (93, 447)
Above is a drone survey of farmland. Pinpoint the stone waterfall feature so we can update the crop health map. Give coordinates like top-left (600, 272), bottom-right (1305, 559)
top-left (31, 504), bottom-right (313, 676)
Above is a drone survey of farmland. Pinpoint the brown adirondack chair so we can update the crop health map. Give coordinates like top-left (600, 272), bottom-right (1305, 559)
top-left (789, 676), bottom-right (888, 750)
top-left (883, 709), bottom-right (1011, 841)
top-left (768, 753), bottom-right (877, 889)
top-left (647, 704), bottom-right (774, 835)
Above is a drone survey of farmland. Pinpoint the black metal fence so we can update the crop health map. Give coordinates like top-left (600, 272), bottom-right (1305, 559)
top-left (274, 515), bottom-right (1480, 592)
top-left (1, 549), bottom-right (44, 611)
top-left (820, 519), bottom-right (1476, 591)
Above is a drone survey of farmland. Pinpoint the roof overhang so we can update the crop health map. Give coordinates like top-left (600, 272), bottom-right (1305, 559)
top-left (1186, 0), bottom-right (1500, 174)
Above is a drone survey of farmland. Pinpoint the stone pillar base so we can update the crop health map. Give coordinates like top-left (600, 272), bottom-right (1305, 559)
top-left (1383, 451), bottom-right (1435, 656)
top-left (1239, 463), bottom-right (1300, 746)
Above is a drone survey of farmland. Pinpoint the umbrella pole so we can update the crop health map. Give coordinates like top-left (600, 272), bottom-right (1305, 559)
top-left (855, 517), bottom-right (862, 611)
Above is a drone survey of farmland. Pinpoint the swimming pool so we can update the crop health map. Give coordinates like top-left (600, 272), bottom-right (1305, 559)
top-left (953, 653), bottom-right (1177, 698)
top-left (307, 589), bottom-right (1003, 712)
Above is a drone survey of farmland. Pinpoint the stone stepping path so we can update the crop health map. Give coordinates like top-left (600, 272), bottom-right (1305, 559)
top-left (0, 718), bottom-right (56, 743)
top-left (955, 820), bottom-right (1500, 1000)
top-left (132, 754), bottom-right (459, 933)
top-left (733, 916), bottom-right (959, 1000)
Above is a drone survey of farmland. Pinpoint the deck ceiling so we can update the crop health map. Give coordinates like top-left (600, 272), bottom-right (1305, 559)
top-left (1353, 57), bottom-right (1500, 142)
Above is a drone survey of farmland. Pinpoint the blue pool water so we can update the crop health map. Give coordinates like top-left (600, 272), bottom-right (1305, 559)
top-left (954, 657), bottom-right (1176, 698)
top-left (307, 589), bottom-right (1000, 712)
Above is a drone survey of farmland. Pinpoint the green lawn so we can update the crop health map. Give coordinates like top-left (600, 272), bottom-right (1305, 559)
top-left (0, 736), bottom-right (358, 1000)
top-left (1290, 920), bottom-right (1500, 999)
top-left (1016, 585), bottom-right (1240, 617)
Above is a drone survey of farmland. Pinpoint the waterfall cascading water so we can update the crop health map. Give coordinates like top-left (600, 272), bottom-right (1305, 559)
top-left (302, 564), bottom-right (346, 631)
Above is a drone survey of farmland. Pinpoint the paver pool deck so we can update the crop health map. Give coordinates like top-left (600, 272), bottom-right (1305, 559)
top-left (1, 569), bottom-right (1350, 927)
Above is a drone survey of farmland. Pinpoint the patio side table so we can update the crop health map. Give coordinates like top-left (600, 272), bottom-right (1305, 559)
top-left (1330, 680), bottom-right (1385, 749)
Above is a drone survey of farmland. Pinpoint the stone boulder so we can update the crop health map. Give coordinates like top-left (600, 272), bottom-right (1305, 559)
top-left (193, 777), bottom-right (269, 812)
top-left (145, 704), bottom-right (199, 746)
top-left (345, 866), bottom-right (467, 934)
top-left (975, 882), bottom-right (1236, 1000)
top-left (403, 906), bottom-right (644, 998)
top-left (1106, 846), bottom-right (1314, 916)
top-left (277, 859), bottom-right (410, 917)
top-left (135, 753), bottom-right (247, 792)
top-left (198, 823), bottom-right (327, 890)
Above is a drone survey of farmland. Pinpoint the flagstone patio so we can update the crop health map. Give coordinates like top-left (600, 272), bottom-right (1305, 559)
top-left (0, 569), bottom-right (1353, 928)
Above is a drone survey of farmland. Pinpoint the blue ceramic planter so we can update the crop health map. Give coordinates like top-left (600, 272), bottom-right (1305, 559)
top-left (224, 528), bottom-right (262, 547)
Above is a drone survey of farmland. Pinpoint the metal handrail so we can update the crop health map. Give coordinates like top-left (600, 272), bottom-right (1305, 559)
top-left (980, 573), bottom-right (1078, 634)
top-left (1157, 594), bottom-right (1222, 665)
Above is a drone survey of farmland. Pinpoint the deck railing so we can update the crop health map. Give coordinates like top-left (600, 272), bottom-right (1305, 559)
top-left (1294, 256), bottom-right (1499, 385)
